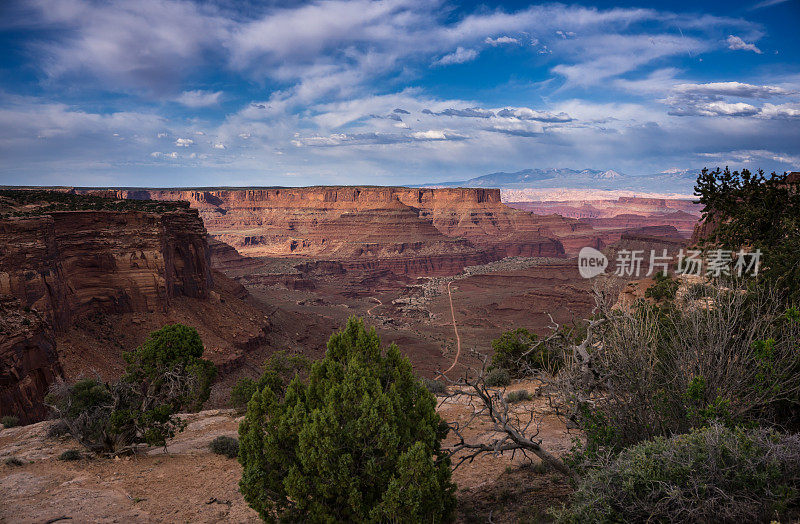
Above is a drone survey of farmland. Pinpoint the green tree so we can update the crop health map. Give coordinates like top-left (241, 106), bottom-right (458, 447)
top-left (230, 351), bottom-right (311, 410)
top-left (47, 324), bottom-right (217, 453)
top-left (122, 323), bottom-right (216, 414)
top-left (238, 317), bottom-right (456, 523)
top-left (694, 167), bottom-right (800, 300)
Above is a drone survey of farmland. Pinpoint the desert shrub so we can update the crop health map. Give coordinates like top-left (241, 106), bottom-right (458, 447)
top-left (489, 328), bottom-right (561, 377)
top-left (59, 450), bottom-right (82, 461)
top-left (239, 317), bottom-right (456, 523)
top-left (484, 368), bottom-right (511, 387)
top-left (554, 424), bottom-right (800, 523)
top-left (560, 283), bottom-right (800, 455)
top-left (229, 377), bottom-right (258, 410)
top-left (46, 419), bottom-right (70, 438)
top-left (644, 271), bottom-right (679, 301)
top-left (423, 376), bottom-right (448, 395)
top-left (210, 435), bottom-right (239, 459)
top-left (4, 457), bottom-right (23, 467)
top-left (46, 324), bottom-right (217, 454)
top-left (505, 390), bottom-right (532, 404)
top-left (1, 415), bottom-right (19, 428)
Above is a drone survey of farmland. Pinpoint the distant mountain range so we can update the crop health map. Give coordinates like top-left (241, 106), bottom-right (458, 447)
top-left (421, 168), bottom-right (699, 194)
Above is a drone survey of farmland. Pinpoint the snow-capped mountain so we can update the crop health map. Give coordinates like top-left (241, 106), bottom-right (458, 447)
top-left (421, 167), bottom-right (701, 194)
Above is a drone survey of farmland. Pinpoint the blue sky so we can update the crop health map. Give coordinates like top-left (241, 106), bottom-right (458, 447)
top-left (0, 0), bottom-right (798, 188)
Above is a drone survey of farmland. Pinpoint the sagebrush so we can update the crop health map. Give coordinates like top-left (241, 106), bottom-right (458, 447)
top-left (555, 424), bottom-right (800, 523)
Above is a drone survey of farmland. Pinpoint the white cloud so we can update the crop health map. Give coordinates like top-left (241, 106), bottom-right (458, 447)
top-left (700, 149), bottom-right (800, 166)
top-left (292, 129), bottom-right (466, 147)
top-left (552, 34), bottom-right (710, 87)
top-left (670, 100), bottom-right (760, 117)
top-left (664, 80), bottom-right (800, 119)
top-left (433, 47), bottom-right (478, 66)
top-left (175, 90), bottom-right (222, 107)
top-left (21, 0), bottom-right (229, 91)
top-left (485, 36), bottom-right (518, 46)
top-left (748, 0), bottom-right (790, 11)
top-left (175, 138), bottom-right (194, 146)
top-left (496, 107), bottom-right (573, 122)
top-left (11, 0), bottom-right (762, 100)
top-left (213, 142), bottom-right (226, 149)
top-left (727, 35), bottom-right (762, 54)
top-left (3, 1), bottom-right (795, 186)
top-left (425, 107), bottom-right (494, 118)
top-left (760, 103), bottom-right (800, 118)
top-left (411, 130), bottom-right (448, 140)
top-left (613, 68), bottom-right (683, 94)
top-left (150, 151), bottom-right (178, 159)
top-left (673, 81), bottom-right (790, 98)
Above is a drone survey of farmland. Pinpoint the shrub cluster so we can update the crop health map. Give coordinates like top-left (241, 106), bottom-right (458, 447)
top-left (555, 424), bottom-right (800, 523)
top-left (1, 415), bottom-right (19, 428)
top-left (59, 450), bottom-right (82, 461)
top-left (644, 271), bottom-right (679, 301)
top-left (229, 351), bottom-right (310, 410)
top-left (423, 377), bottom-right (448, 396)
top-left (488, 328), bottom-right (562, 378)
top-left (695, 167), bottom-right (800, 301)
top-left (484, 368), bottom-right (511, 387)
top-left (563, 285), bottom-right (800, 456)
top-left (0, 189), bottom-right (188, 218)
top-left (239, 317), bottom-right (456, 523)
top-left (209, 436), bottom-right (239, 459)
top-left (46, 324), bottom-right (216, 454)
top-left (505, 390), bottom-right (532, 404)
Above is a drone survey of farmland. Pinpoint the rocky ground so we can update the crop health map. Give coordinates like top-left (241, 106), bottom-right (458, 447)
top-left (0, 381), bottom-right (575, 523)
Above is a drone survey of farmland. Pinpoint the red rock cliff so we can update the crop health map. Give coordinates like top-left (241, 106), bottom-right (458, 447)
top-left (0, 207), bottom-right (213, 422)
top-left (0, 209), bottom-right (212, 330)
top-left (0, 300), bottom-right (63, 424)
top-left (102, 187), bottom-right (564, 272)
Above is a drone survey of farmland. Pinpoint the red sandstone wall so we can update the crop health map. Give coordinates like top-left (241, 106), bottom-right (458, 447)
top-left (0, 208), bottom-right (213, 423)
top-left (98, 186), bottom-right (566, 267)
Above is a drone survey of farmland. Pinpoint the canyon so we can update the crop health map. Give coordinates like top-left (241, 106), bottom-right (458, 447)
top-left (0, 193), bottom-right (287, 423)
top-left (507, 196), bottom-right (702, 239)
top-left (1, 187), bottom-right (700, 425)
top-left (87, 187), bottom-right (578, 269)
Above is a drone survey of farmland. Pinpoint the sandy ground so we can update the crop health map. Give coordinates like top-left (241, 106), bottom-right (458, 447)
top-left (0, 382), bottom-right (575, 523)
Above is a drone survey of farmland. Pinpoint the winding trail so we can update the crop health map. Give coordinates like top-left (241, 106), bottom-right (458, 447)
top-left (442, 280), bottom-right (462, 377)
top-left (366, 297), bottom-right (382, 316)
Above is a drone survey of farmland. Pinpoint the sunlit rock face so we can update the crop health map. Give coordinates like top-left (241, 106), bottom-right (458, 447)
top-left (105, 187), bottom-right (567, 275)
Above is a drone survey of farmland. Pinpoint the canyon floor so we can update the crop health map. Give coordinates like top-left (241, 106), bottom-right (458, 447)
top-left (0, 381), bottom-right (574, 523)
top-left (219, 254), bottom-right (596, 382)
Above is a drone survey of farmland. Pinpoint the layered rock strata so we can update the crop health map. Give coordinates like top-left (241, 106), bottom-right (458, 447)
top-left (0, 300), bottom-right (63, 424)
top-left (94, 187), bottom-right (566, 273)
top-left (0, 210), bottom-right (212, 330)
top-left (0, 206), bottom-right (213, 422)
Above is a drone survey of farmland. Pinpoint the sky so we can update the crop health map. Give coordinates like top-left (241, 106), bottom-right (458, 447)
top-left (0, 0), bottom-right (798, 188)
